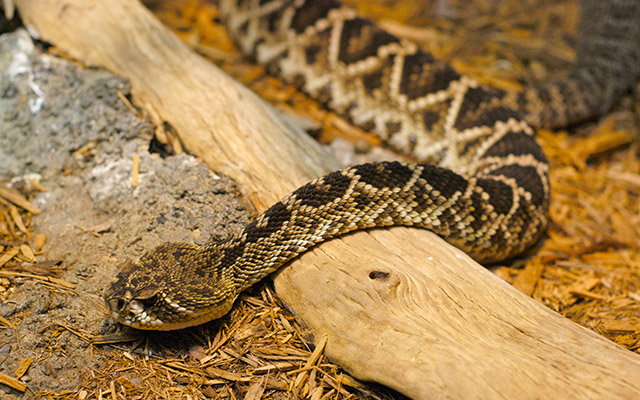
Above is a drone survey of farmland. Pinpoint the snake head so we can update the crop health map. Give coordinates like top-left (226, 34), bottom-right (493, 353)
top-left (104, 242), bottom-right (237, 330)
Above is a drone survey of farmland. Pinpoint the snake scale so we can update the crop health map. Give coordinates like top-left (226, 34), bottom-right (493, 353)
top-left (104, 0), bottom-right (640, 330)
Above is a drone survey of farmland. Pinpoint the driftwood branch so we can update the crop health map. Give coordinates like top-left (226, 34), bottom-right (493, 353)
top-left (15, 0), bottom-right (640, 398)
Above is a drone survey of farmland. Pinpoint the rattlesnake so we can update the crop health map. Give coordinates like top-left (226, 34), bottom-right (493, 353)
top-left (104, 0), bottom-right (640, 330)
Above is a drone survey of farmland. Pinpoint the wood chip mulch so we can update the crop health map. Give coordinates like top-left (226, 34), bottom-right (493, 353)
top-left (0, 179), bottom-right (68, 394)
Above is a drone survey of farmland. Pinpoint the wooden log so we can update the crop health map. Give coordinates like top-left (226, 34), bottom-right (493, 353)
top-left (15, 0), bottom-right (640, 398)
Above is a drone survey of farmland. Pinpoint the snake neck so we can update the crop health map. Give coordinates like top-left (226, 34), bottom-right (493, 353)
top-left (223, 213), bottom-right (320, 292)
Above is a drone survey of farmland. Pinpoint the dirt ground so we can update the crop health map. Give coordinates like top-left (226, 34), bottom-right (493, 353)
top-left (0, 29), bottom-right (255, 398)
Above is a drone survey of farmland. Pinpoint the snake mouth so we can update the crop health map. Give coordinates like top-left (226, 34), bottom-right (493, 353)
top-left (105, 289), bottom-right (237, 331)
top-left (105, 289), bottom-right (166, 329)
top-left (105, 285), bottom-right (212, 330)
top-left (107, 298), bottom-right (165, 329)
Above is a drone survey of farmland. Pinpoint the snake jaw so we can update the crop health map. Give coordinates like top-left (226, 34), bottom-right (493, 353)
top-left (105, 287), bottom-right (166, 329)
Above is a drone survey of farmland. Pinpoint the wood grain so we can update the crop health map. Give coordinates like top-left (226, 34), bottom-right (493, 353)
top-left (14, 0), bottom-right (640, 398)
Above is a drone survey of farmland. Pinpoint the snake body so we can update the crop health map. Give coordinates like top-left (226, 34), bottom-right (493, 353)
top-left (104, 0), bottom-right (640, 330)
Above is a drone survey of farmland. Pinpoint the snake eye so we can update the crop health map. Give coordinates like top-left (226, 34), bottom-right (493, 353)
top-left (141, 295), bottom-right (157, 308)
top-left (116, 298), bottom-right (126, 311)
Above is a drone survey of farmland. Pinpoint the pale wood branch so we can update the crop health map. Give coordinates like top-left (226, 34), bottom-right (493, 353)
top-left (14, 0), bottom-right (640, 398)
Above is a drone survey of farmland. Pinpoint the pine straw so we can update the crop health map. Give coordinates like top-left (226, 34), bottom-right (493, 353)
top-left (53, 290), bottom-right (388, 399)
top-left (0, 182), bottom-right (71, 299)
top-left (2, 0), bottom-right (639, 398)
top-left (0, 180), bottom-right (66, 299)
top-left (0, 179), bottom-right (72, 394)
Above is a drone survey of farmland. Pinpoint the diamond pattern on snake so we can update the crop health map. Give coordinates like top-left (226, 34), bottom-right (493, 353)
top-left (104, 0), bottom-right (640, 330)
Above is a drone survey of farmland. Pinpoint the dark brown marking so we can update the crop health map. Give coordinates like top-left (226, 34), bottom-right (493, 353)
top-left (489, 165), bottom-right (546, 207)
top-left (421, 109), bottom-right (441, 129)
top-left (294, 171), bottom-right (352, 208)
top-left (218, 242), bottom-right (247, 274)
top-left (419, 165), bottom-right (468, 199)
top-left (456, 104), bottom-right (521, 131)
top-left (482, 131), bottom-right (548, 164)
top-left (314, 84), bottom-right (333, 105)
top-left (353, 162), bottom-right (414, 190)
top-left (290, 0), bottom-right (342, 34)
top-left (468, 190), bottom-right (489, 231)
top-left (245, 201), bottom-right (292, 241)
top-left (399, 53), bottom-right (458, 100)
top-left (358, 119), bottom-right (376, 132)
top-left (351, 190), bottom-right (376, 212)
top-left (362, 67), bottom-right (385, 92)
top-left (476, 178), bottom-right (514, 215)
top-left (305, 44), bottom-right (322, 64)
top-left (385, 121), bottom-right (401, 136)
top-left (265, 3), bottom-right (289, 32)
top-left (337, 18), bottom-right (399, 64)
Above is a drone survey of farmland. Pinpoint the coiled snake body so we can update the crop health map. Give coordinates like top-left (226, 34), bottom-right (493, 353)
top-left (105, 0), bottom-right (640, 330)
